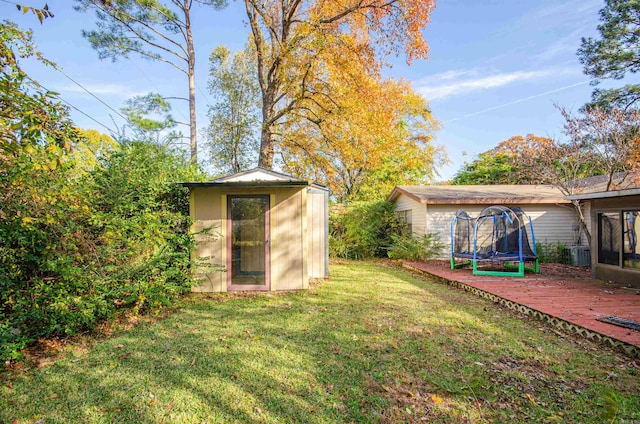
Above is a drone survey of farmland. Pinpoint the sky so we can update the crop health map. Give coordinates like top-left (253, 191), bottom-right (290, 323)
top-left (3, 0), bottom-right (635, 181)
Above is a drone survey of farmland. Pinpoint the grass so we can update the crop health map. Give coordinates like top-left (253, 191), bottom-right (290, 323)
top-left (1, 260), bottom-right (639, 423)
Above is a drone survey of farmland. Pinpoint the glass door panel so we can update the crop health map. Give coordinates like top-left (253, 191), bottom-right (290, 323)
top-left (229, 195), bottom-right (269, 290)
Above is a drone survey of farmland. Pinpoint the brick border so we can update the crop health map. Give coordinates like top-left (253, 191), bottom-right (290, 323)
top-left (402, 262), bottom-right (640, 359)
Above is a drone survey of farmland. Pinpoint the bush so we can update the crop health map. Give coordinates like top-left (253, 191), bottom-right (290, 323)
top-left (0, 24), bottom-right (203, 362)
top-left (536, 241), bottom-right (570, 264)
top-left (387, 233), bottom-right (444, 262)
top-left (0, 141), bottom-right (200, 362)
top-left (329, 201), bottom-right (402, 259)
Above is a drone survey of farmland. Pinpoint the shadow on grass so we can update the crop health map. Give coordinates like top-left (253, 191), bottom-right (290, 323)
top-left (1, 261), bottom-right (639, 423)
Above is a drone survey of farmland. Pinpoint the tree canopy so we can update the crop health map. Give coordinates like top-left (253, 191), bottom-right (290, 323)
top-left (243, 0), bottom-right (437, 169)
top-left (75, 0), bottom-right (227, 163)
top-left (578, 0), bottom-right (640, 110)
top-left (206, 44), bottom-right (260, 175)
top-left (452, 135), bottom-right (554, 185)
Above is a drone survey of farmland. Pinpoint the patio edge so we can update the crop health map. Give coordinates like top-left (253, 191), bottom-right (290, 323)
top-left (402, 262), bottom-right (640, 359)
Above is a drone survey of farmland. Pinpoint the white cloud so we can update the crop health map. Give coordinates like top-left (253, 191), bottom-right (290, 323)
top-left (56, 83), bottom-right (144, 98)
top-left (535, 29), bottom-right (585, 63)
top-left (427, 68), bottom-right (479, 82)
top-left (416, 68), bottom-right (577, 100)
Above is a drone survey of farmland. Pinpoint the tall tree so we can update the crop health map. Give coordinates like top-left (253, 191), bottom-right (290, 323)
top-left (119, 92), bottom-right (184, 147)
top-left (244, 0), bottom-right (436, 169)
top-left (452, 135), bottom-right (555, 185)
top-left (206, 45), bottom-right (260, 174)
top-left (453, 151), bottom-right (517, 185)
top-left (75, 0), bottom-right (227, 164)
top-left (516, 106), bottom-right (640, 245)
top-left (578, 0), bottom-right (640, 110)
top-left (280, 66), bottom-right (441, 202)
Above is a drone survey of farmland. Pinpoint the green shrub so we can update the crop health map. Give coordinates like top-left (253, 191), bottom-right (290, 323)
top-left (387, 233), bottom-right (444, 262)
top-left (0, 141), bottom-right (200, 361)
top-left (329, 200), bottom-right (403, 259)
top-left (0, 23), bottom-right (204, 362)
top-left (536, 241), bottom-right (570, 264)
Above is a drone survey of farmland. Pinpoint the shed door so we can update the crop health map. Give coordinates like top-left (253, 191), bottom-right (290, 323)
top-left (228, 195), bottom-right (270, 291)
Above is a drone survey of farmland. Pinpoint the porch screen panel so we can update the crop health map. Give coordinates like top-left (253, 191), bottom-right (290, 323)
top-left (624, 211), bottom-right (640, 269)
top-left (598, 212), bottom-right (620, 265)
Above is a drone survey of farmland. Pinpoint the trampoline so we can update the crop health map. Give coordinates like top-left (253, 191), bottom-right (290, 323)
top-left (450, 205), bottom-right (539, 277)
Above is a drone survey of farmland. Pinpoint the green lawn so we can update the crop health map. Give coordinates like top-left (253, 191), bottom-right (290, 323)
top-left (1, 261), bottom-right (639, 423)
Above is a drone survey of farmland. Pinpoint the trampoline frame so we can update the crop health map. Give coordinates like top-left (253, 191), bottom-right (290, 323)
top-left (450, 205), bottom-right (539, 277)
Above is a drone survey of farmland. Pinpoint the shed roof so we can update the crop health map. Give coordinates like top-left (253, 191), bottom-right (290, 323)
top-left (387, 185), bottom-right (569, 205)
top-left (180, 167), bottom-right (328, 190)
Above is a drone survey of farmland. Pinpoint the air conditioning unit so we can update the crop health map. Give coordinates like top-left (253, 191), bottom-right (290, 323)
top-left (566, 246), bottom-right (591, 266)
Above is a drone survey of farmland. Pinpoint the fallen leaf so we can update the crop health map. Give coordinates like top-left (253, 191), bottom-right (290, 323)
top-left (431, 394), bottom-right (442, 404)
top-left (114, 344), bottom-right (124, 349)
top-left (526, 393), bottom-right (537, 406)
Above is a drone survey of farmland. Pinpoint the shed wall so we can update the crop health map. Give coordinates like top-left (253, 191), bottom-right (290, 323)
top-left (270, 187), bottom-right (305, 290)
top-left (190, 186), bottom-right (307, 292)
top-left (190, 188), bottom-right (225, 292)
top-left (308, 188), bottom-right (329, 278)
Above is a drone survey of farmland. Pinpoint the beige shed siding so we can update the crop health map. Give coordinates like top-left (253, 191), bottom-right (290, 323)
top-left (190, 186), bottom-right (308, 292)
top-left (191, 188), bottom-right (226, 292)
top-left (426, 204), bottom-right (585, 259)
top-left (394, 193), bottom-right (427, 236)
top-left (270, 187), bottom-right (305, 290)
top-left (307, 188), bottom-right (329, 278)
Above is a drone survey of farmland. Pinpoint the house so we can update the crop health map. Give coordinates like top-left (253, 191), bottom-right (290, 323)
top-left (387, 185), bottom-right (587, 258)
top-left (566, 174), bottom-right (640, 287)
top-left (181, 168), bottom-right (329, 292)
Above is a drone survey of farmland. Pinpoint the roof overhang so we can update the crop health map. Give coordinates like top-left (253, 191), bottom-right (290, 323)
top-left (178, 167), bottom-right (330, 190)
top-left (180, 181), bottom-right (308, 189)
top-left (565, 188), bottom-right (640, 201)
top-left (387, 186), bottom-right (569, 205)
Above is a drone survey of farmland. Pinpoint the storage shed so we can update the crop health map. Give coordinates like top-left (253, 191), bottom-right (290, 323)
top-left (182, 168), bottom-right (329, 292)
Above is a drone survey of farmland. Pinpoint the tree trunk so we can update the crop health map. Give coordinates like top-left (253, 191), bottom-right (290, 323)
top-left (258, 127), bottom-right (274, 169)
top-left (258, 86), bottom-right (276, 169)
top-left (185, 2), bottom-right (197, 164)
top-left (572, 199), bottom-right (592, 247)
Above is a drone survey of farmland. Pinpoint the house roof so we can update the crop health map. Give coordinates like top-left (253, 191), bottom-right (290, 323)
top-left (387, 185), bottom-right (569, 205)
top-left (570, 171), bottom-right (639, 196)
top-left (180, 167), bottom-right (328, 190)
top-left (566, 188), bottom-right (640, 201)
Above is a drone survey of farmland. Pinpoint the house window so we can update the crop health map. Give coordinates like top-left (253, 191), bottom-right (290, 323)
top-left (396, 210), bottom-right (412, 234)
top-left (597, 210), bottom-right (640, 269)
